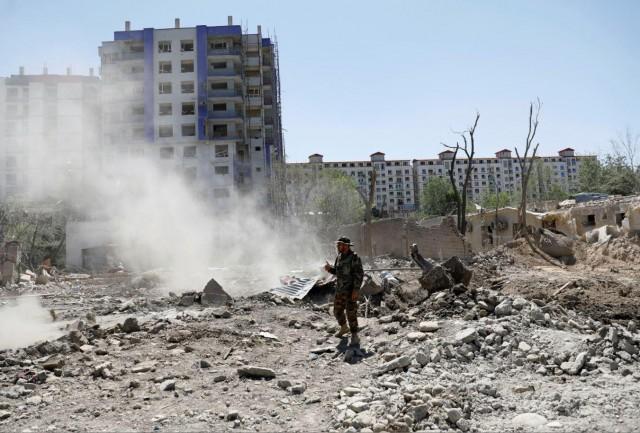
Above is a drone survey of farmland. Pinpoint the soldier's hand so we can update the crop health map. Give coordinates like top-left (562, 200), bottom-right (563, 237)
top-left (324, 261), bottom-right (331, 272)
top-left (351, 290), bottom-right (359, 301)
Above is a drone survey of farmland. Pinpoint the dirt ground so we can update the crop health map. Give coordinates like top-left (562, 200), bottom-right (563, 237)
top-left (1, 237), bottom-right (640, 432)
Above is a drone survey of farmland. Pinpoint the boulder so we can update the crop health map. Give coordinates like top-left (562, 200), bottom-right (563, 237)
top-left (442, 256), bottom-right (472, 286)
top-left (121, 317), bottom-right (140, 333)
top-left (418, 265), bottom-right (454, 294)
top-left (512, 413), bottom-right (548, 428)
top-left (201, 278), bottom-right (232, 306)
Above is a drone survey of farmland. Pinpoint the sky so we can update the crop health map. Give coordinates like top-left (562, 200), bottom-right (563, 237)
top-left (1, 0), bottom-right (638, 162)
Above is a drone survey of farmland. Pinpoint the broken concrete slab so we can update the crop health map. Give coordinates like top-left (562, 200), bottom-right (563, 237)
top-left (201, 278), bottom-right (232, 306)
top-left (442, 256), bottom-right (473, 286)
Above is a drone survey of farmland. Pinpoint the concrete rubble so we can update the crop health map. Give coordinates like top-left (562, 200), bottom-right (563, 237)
top-left (1, 232), bottom-right (640, 432)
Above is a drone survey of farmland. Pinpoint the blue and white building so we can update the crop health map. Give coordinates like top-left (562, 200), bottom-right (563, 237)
top-left (99, 17), bottom-right (283, 203)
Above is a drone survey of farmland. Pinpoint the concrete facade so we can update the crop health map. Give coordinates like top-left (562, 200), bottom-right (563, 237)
top-left (290, 148), bottom-right (591, 215)
top-left (0, 69), bottom-right (100, 199)
top-left (99, 17), bottom-right (283, 204)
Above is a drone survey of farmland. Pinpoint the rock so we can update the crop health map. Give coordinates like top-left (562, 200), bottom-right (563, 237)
top-left (310, 346), bottom-right (335, 355)
top-left (530, 306), bottom-right (545, 322)
top-left (518, 341), bottom-right (532, 352)
top-left (620, 339), bottom-right (638, 355)
top-left (411, 404), bottom-right (429, 422)
top-left (418, 321), bottom-right (440, 332)
top-left (225, 410), bottom-right (240, 421)
top-left (495, 299), bottom-right (512, 317)
top-left (406, 332), bottom-right (426, 342)
top-left (512, 297), bottom-right (528, 310)
top-left (457, 418), bottom-right (471, 431)
top-left (353, 411), bottom-right (374, 428)
top-left (0, 411), bottom-right (10, 420)
top-left (237, 366), bottom-right (276, 379)
top-left (277, 379), bottom-right (292, 389)
top-left (349, 401), bottom-right (370, 413)
top-left (26, 396), bottom-right (42, 405)
top-left (343, 387), bottom-right (361, 396)
top-left (290, 383), bottom-right (306, 395)
top-left (210, 308), bottom-right (232, 319)
top-left (131, 361), bottom-right (157, 373)
top-left (477, 382), bottom-right (498, 397)
top-left (91, 361), bottom-right (114, 379)
top-left (415, 352), bottom-right (429, 366)
top-left (68, 330), bottom-right (89, 346)
top-left (179, 292), bottom-right (196, 307)
top-left (442, 256), bottom-right (473, 286)
top-left (446, 407), bottom-right (463, 424)
top-left (201, 278), bottom-right (232, 306)
top-left (628, 320), bottom-right (637, 333)
top-left (454, 328), bottom-right (477, 345)
top-left (418, 265), bottom-right (454, 294)
top-left (39, 355), bottom-right (64, 371)
top-left (213, 375), bottom-right (227, 383)
top-left (159, 379), bottom-right (176, 391)
top-left (561, 352), bottom-right (588, 375)
top-left (194, 360), bottom-right (212, 369)
top-left (376, 356), bottom-right (411, 375)
top-left (166, 330), bottom-right (192, 343)
top-left (512, 413), bottom-right (547, 428)
top-left (121, 317), bottom-right (140, 333)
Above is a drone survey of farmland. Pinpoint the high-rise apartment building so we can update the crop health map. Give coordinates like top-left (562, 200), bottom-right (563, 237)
top-left (99, 17), bottom-right (283, 203)
top-left (290, 148), bottom-right (590, 215)
top-left (0, 67), bottom-right (100, 199)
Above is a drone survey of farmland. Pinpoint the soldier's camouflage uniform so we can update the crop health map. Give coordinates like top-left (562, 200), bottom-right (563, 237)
top-left (327, 249), bottom-right (364, 333)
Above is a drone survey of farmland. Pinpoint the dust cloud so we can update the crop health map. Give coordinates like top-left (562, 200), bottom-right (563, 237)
top-left (0, 296), bottom-right (61, 350)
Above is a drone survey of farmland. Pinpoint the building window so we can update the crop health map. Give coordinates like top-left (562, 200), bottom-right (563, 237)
top-left (6, 174), bottom-right (16, 186)
top-left (181, 81), bottom-right (194, 94)
top-left (183, 146), bottom-right (197, 158)
top-left (131, 105), bottom-right (144, 116)
top-left (159, 82), bottom-right (172, 94)
top-left (181, 60), bottom-right (194, 73)
top-left (182, 102), bottom-right (195, 115)
top-left (210, 41), bottom-right (227, 50)
top-left (212, 124), bottom-right (228, 138)
top-left (6, 156), bottom-right (16, 169)
top-left (212, 103), bottom-right (226, 111)
top-left (211, 61), bottom-right (226, 69)
top-left (215, 144), bottom-right (229, 157)
top-left (211, 82), bottom-right (228, 90)
top-left (159, 61), bottom-right (172, 73)
top-left (184, 167), bottom-right (197, 183)
top-left (181, 40), bottom-right (194, 52)
top-left (182, 124), bottom-right (196, 136)
top-left (215, 165), bottom-right (229, 175)
top-left (158, 41), bottom-right (171, 53)
top-left (159, 146), bottom-right (174, 158)
top-left (159, 103), bottom-right (172, 116)
top-left (158, 125), bottom-right (173, 138)
top-left (256, 167), bottom-right (262, 172)
top-left (254, 146), bottom-right (262, 152)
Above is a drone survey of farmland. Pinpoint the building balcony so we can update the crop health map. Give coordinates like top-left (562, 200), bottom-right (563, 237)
top-left (244, 57), bottom-right (260, 67)
top-left (246, 76), bottom-right (261, 86)
top-left (247, 96), bottom-right (262, 107)
top-left (119, 52), bottom-right (144, 61)
top-left (208, 48), bottom-right (241, 57)
top-left (207, 89), bottom-right (243, 100)
top-left (248, 117), bottom-right (262, 128)
top-left (207, 112), bottom-right (243, 121)
top-left (209, 134), bottom-right (242, 141)
top-left (208, 69), bottom-right (240, 77)
top-left (263, 96), bottom-right (273, 106)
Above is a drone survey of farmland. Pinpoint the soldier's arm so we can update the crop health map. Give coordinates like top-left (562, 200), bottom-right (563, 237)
top-left (325, 260), bottom-right (336, 274)
top-left (352, 255), bottom-right (364, 290)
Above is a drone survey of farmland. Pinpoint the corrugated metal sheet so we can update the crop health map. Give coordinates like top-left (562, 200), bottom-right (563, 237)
top-left (270, 276), bottom-right (318, 299)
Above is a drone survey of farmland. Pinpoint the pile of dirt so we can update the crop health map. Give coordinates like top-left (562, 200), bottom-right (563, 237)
top-left (577, 234), bottom-right (640, 267)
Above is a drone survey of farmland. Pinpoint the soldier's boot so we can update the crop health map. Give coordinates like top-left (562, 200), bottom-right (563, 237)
top-left (334, 324), bottom-right (350, 338)
top-left (349, 332), bottom-right (360, 346)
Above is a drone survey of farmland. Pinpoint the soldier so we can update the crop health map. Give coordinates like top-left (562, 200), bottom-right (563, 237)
top-left (324, 236), bottom-right (364, 346)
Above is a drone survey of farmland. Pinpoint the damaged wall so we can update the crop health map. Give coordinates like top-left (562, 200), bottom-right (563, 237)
top-left (465, 207), bottom-right (543, 252)
top-left (340, 216), bottom-right (470, 259)
top-left (543, 196), bottom-right (640, 237)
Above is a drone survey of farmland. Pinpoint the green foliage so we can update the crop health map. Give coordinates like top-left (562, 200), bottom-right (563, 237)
top-left (577, 155), bottom-right (637, 196)
top-left (0, 201), bottom-right (68, 269)
top-left (285, 167), bottom-right (363, 230)
top-left (420, 177), bottom-right (457, 217)
top-left (479, 190), bottom-right (513, 209)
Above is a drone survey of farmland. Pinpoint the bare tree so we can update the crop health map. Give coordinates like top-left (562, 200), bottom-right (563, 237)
top-left (514, 99), bottom-right (563, 267)
top-left (611, 127), bottom-right (640, 192)
top-left (444, 112), bottom-right (479, 235)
